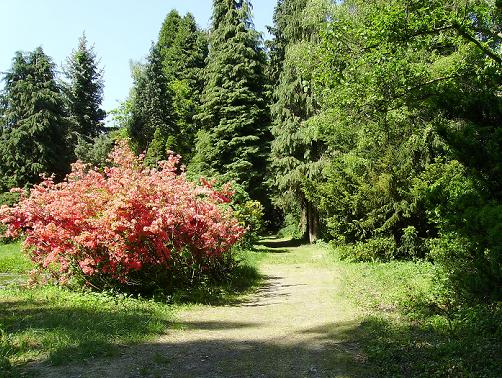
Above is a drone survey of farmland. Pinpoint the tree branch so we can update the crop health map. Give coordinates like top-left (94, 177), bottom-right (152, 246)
top-left (453, 22), bottom-right (502, 64)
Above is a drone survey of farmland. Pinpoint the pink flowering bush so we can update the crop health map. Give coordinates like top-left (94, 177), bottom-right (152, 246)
top-left (0, 141), bottom-right (246, 291)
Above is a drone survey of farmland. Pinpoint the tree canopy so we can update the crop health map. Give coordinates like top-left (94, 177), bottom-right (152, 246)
top-left (0, 48), bottom-right (69, 188)
top-left (192, 0), bottom-right (270, 202)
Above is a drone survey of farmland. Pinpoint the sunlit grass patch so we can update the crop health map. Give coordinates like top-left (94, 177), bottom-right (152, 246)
top-left (0, 286), bottom-right (175, 374)
top-left (337, 256), bottom-right (502, 377)
top-left (0, 242), bottom-right (32, 274)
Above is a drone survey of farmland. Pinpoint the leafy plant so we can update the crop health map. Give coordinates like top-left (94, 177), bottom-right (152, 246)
top-left (0, 141), bottom-right (245, 292)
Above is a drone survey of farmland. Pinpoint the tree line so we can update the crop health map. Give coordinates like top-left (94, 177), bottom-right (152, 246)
top-left (1, 0), bottom-right (501, 304)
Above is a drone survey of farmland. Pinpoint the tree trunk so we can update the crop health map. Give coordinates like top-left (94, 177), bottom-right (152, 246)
top-left (308, 202), bottom-right (319, 244)
top-left (300, 202), bottom-right (309, 242)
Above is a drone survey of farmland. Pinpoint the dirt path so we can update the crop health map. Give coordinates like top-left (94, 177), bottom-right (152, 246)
top-left (36, 241), bottom-right (367, 377)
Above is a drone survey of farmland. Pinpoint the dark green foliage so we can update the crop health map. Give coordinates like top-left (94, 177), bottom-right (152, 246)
top-left (64, 34), bottom-right (106, 145)
top-left (268, 0), bottom-right (325, 242)
top-left (335, 237), bottom-right (398, 262)
top-left (0, 48), bottom-right (69, 188)
top-left (127, 45), bottom-right (175, 154)
top-left (415, 160), bottom-right (502, 302)
top-left (74, 132), bottom-right (117, 168)
top-left (157, 10), bottom-right (208, 160)
top-left (192, 0), bottom-right (270, 202)
top-left (307, 0), bottom-right (502, 302)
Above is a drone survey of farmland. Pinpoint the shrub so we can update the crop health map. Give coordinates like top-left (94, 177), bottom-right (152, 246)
top-left (226, 182), bottom-right (264, 248)
top-left (277, 213), bottom-right (305, 240)
top-left (0, 192), bottom-right (20, 244)
top-left (415, 159), bottom-right (502, 303)
top-left (334, 237), bottom-right (397, 262)
top-left (0, 141), bottom-right (245, 291)
top-left (398, 226), bottom-right (426, 259)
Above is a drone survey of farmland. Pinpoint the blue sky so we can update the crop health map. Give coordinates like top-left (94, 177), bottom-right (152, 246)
top-left (0, 0), bottom-right (276, 113)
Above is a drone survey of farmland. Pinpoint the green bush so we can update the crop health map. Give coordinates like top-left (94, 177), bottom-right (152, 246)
top-left (398, 226), bottom-right (427, 259)
top-left (234, 199), bottom-right (264, 248)
top-left (277, 213), bottom-right (304, 240)
top-left (334, 236), bottom-right (397, 262)
top-left (415, 159), bottom-right (502, 303)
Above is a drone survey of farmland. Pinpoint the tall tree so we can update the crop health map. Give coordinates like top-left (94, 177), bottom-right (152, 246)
top-left (127, 45), bottom-right (175, 155)
top-left (193, 0), bottom-right (270, 202)
top-left (157, 11), bottom-right (208, 159)
top-left (308, 0), bottom-right (502, 300)
top-left (0, 48), bottom-right (69, 188)
top-left (64, 34), bottom-right (106, 144)
top-left (268, 0), bottom-right (325, 242)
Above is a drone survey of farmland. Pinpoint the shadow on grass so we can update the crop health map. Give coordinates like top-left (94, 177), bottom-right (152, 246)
top-left (0, 259), bottom-right (266, 376)
top-left (4, 287), bottom-right (500, 377)
top-left (82, 316), bottom-right (499, 378)
top-left (354, 313), bottom-right (502, 377)
top-left (0, 294), bottom-right (174, 376)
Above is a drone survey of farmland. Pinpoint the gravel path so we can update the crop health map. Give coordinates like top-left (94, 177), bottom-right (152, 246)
top-left (34, 242), bottom-right (368, 377)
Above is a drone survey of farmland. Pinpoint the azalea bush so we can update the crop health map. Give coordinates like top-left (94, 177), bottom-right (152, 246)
top-left (0, 141), bottom-right (246, 292)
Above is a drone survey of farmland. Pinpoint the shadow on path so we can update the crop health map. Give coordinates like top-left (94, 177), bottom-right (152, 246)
top-left (28, 320), bottom-right (369, 378)
top-left (257, 238), bottom-right (304, 249)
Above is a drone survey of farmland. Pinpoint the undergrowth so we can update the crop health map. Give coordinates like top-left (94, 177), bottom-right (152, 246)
top-left (336, 252), bottom-right (502, 377)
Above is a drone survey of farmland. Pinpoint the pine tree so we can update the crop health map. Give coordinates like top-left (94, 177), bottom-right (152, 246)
top-left (269, 0), bottom-right (322, 242)
top-left (157, 10), bottom-right (208, 159)
top-left (127, 45), bottom-right (175, 154)
top-left (193, 0), bottom-right (270, 201)
top-left (0, 48), bottom-right (69, 187)
top-left (64, 34), bottom-right (106, 144)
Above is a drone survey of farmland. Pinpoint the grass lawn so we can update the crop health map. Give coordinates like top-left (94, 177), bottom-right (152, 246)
top-left (0, 242), bottom-right (177, 375)
top-left (335, 251), bottom-right (502, 377)
top-left (0, 242), bottom-right (32, 274)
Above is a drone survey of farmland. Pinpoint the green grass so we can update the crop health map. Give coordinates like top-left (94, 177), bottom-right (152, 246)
top-left (0, 242), bottom-right (32, 274)
top-left (0, 243), bottom-right (177, 375)
top-left (339, 259), bottom-right (437, 314)
top-left (335, 252), bottom-right (502, 377)
top-left (0, 286), bottom-right (175, 375)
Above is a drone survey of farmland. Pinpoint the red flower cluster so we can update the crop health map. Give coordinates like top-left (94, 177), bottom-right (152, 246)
top-left (0, 141), bottom-right (245, 283)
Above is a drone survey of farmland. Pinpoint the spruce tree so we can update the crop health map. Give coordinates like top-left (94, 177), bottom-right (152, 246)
top-left (64, 34), bottom-right (106, 143)
top-left (193, 0), bottom-right (270, 201)
top-left (157, 10), bottom-right (208, 159)
top-left (127, 45), bottom-right (175, 154)
top-left (0, 48), bottom-right (69, 187)
top-left (269, 0), bottom-right (323, 242)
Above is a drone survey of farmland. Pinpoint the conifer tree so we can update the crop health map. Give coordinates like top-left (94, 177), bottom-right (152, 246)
top-left (127, 45), bottom-right (175, 154)
top-left (193, 0), bottom-right (270, 201)
top-left (0, 48), bottom-right (69, 187)
top-left (268, 0), bottom-right (322, 242)
top-left (157, 10), bottom-right (208, 159)
top-left (64, 34), bottom-right (106, 143)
